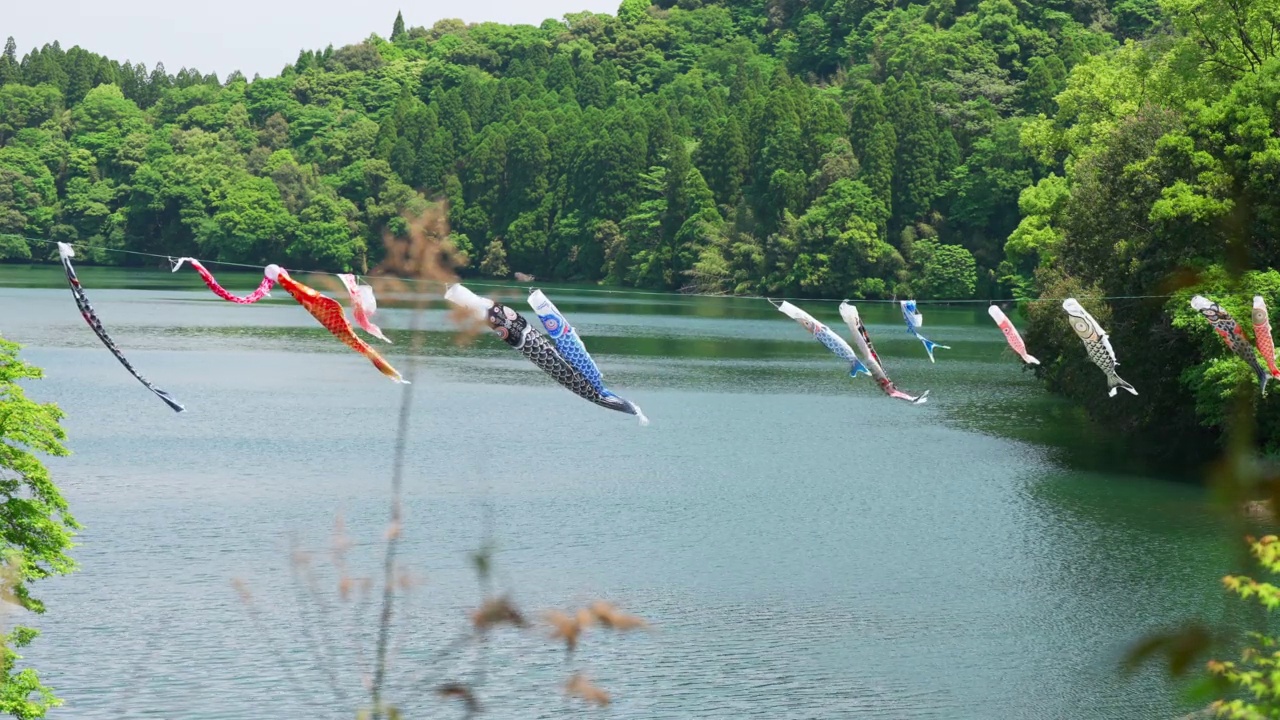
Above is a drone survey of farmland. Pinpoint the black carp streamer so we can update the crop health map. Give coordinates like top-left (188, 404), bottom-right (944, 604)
top-left (58, 243), bottom-right (184, 412)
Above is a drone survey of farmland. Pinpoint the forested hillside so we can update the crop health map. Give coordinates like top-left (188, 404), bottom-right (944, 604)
top-left (0, 0), bottom-right (1141, 300)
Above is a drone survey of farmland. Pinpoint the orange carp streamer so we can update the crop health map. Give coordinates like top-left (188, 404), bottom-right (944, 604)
top-left (265, 265), bottom-right (407, 384)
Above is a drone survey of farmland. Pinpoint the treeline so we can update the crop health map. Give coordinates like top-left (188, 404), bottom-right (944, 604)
top-left (0, 0), bottom-right (1144, 301)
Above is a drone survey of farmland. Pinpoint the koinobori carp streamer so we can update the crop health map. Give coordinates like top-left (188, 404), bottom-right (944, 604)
top-left (58, 243), bottom-right (184, 412)
top-left (1253, 296), bottom-right (1280, 381)
top-left (171, 257), bottom-right (273, 304)
top-left (1192, 294), bottom-right (1269, 396)
top-left (528, 289), bottom-right (615, 393)
top-left (1062, 298), bottom-right (1136, 397)
top-left (988, 305), bottom-right (1039, 365)
top-left (265, 265), bottom-right (407, 384)
top-left (771, 300), bottom-right (871, 378)
top-left (900, 300), bottom-right (950, 363)
top-left (337, 274), bottom-right (391, 343)
top-left (839, 302), bottom-right (929, 404)
top-left (446, 283), bottom-right (647, 424)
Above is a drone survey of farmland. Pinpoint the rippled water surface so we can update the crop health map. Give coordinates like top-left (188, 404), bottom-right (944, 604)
top-left (0, 264), bottom-right (1235, 719)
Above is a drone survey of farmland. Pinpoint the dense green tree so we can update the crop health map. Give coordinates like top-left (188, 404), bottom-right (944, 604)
top-left (479, 237), bottom-right (510, 277)
top-left (860, 123), bottom-right (896, 224)
top-left (0, 334), bottom-right (80, 718)
top-left (911, 239), bottom-right (977, 298)
top-left (0, 39), bottom-right (19, 87)
top-left (886, 75), bottom-right (943, 231)
top-left (999, 0), bottom-right (1280, 459)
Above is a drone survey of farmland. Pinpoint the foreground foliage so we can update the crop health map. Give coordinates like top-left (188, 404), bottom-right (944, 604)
top-left (1209, 535), bottom-right (1280, 718)
top-left (0, 335), bottom-right (78, 717)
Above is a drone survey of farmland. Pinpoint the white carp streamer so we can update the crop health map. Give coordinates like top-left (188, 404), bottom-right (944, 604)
top-left (839, 302), bottom-right (929, 404)
top-left (1063, 298), bottom-right (1135, 397)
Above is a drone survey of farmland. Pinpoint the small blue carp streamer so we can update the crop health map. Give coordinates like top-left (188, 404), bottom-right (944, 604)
top-left (445, 284), bottom-right (648, 424)
top-left (900, 300), bottom-right (950, 363)
top-left (58, 243), bottom-right (184, 412)
top-left (528, 289), bottom-right (608, 394)
top-left (772, 300), bottom-right (871, 378)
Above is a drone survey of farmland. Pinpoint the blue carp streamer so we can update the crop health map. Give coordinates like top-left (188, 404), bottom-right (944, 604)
top-left (528, 289), bottom-right (610, 395)
top-left (771, 300), bottom-right (871, 379)
top-left (900, 300), bottom-right (950, 363)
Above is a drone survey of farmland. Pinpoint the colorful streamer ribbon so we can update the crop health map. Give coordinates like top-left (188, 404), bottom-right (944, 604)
top-left (58, 243), bottom-right (184, 412)
top-left (265, 265), bottom-right (407, 384)
top-left (171, 257), bottom-right (273, 304)
top-left (337, 274), bottom-right (391, 343)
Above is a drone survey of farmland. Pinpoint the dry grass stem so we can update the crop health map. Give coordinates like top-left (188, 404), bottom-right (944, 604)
top-left (369, 206), bottom-right (465, 720)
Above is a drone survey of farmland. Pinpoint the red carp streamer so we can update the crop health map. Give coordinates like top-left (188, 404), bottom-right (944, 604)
top-left (265, 265), bottom-right (407, 384)
top-left (171, 257), bottom-right (273, 304)
top-left (1254, 296), bottom-right (1280, 380)
top-left (987, 306), bottom-right (1039, 365)
top-left (337, 273), bottom-right (391, 343)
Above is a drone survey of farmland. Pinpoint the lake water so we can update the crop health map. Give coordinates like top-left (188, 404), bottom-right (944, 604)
top-left (0, 264), bottom-right (1240, 719)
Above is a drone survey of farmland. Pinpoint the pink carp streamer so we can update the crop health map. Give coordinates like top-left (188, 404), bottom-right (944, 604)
top-left (988, 306), bottom-right (1039, 365)
top-left (171, 257), bottom-right (273, 304)
top-left (266, 265), bottom-right (407, 384)
top-left (337, 274), bottom-right (391, 343)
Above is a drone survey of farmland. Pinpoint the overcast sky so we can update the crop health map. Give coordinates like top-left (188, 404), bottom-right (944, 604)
top-left (3, 0), bottom-right (621, 78)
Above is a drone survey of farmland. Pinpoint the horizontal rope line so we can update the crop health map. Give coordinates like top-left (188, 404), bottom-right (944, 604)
top-left (6, 234), bottom-right (1178, 305)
